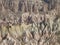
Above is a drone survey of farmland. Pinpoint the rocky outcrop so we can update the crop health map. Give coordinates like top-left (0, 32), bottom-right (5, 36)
top-left (0, 0), bottom-right (60, 45)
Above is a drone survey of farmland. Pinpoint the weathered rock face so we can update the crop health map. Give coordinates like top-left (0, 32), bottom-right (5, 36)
top-left (0, 0), bottom-right (59, 13)
top-left (2, 0), bottom-right (19, 12)
top-left (0, 0), bottom-right (60, 45)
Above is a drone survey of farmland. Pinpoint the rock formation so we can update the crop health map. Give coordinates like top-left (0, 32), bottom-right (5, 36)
top-left (0, 0), bottom-right (60, 45)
